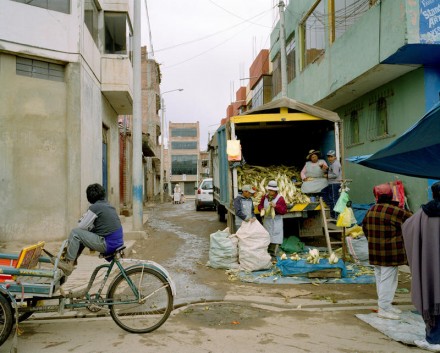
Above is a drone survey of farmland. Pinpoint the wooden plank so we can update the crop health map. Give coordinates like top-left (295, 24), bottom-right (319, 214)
top-left (307, 268), bottom-right (341, 278)
top-left (16, 241), bottom-right (45, 269)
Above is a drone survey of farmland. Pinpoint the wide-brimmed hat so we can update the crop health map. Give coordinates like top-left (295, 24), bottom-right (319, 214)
top-left (307, 149), bottom-right (320, 160)
top-left (267, 180), bottom-right (279, 191)
top-left (327, 150), bottom-right (336, 156)
top-left (242, 185), bottom-right (255, 194)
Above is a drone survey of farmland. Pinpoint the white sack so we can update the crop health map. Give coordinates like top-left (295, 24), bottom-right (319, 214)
top-left (346, 235), bottom-right (369, 265)
top-left (207, 228), bottom-right (239, 269)
top-left (236, 221), bottom-right (272, 271)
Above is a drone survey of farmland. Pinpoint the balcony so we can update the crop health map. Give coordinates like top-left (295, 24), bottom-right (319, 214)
top-left (101, 55), bottom-right (133, 115)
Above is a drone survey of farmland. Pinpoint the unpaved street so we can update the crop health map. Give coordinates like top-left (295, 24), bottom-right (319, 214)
top-left (3, 201), bottom-right (424, 353)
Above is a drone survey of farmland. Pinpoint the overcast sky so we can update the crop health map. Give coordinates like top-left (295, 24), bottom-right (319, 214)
top-left (142, 1), bottom-right (280, 149)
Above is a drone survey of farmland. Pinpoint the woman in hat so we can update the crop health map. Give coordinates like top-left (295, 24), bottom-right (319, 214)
top-left (300, 149), bottom-right (329, 195)
top-left (321, 150), bottom-right (342, 219)
top-left (257, 180), bottom-right (287, 260)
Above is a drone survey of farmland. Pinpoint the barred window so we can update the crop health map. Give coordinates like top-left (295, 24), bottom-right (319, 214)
top-left (349, 110), bottom-right (360, 145)
top-left (367, 91), bottom-right (393, 140)
top-left (16, 57), bottom-right (65, 82)
top-left (271, 54), bottom-right (281, 98)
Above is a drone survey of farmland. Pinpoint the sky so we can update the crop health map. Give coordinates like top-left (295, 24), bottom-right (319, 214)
top-left (142, 0), bottom-right (280, 149)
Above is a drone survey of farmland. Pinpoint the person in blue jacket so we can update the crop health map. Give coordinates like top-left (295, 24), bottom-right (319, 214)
top-left (57, 183), bottom-right (124, 276)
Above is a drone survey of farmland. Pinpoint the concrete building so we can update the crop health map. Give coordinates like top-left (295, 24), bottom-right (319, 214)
top-left (268, 0), bottom-right (440, 209)
top-left (0, 0), bottom-right (134, 242)
top-left (168, 122), bottom-right (200, 198)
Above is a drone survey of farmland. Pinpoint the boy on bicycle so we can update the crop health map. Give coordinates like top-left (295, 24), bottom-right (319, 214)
top-left (58, 183), bottom-right (124, 276)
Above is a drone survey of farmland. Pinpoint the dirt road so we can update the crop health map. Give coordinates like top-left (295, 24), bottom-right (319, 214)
top-left (128, 201), bottom-right (421, 353)
top-left (2, 200), bottom-right (424, 353)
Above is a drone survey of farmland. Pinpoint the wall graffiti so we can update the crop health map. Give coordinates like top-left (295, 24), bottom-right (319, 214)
top-left (420, 0), bottom-right (440, 43)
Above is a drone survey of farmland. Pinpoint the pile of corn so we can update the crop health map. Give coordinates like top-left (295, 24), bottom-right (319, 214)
top-left (237, 164), bottom-right (310, 206)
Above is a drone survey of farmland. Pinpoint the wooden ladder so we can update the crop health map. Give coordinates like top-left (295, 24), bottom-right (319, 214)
top-left (319, 197), bottom-right (347, 260)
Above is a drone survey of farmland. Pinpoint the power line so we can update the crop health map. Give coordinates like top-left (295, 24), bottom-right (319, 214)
top-left (163, 9), bottom-right (272, 69)
top-left (207, 0), bottom-right (273, 28)
top-left (150, 6), bottom-right (274, 55)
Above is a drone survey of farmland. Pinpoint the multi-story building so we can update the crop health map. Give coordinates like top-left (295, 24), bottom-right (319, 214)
top-left (268, 0), bottom-right (440, 209)
top-left (168, 122), bottom-right (200, 198)
top-left (0, 0), bottom-right (134, 242)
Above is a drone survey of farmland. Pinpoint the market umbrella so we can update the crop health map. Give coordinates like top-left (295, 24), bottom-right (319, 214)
top-left (346, 101), bottom-right (440, 179)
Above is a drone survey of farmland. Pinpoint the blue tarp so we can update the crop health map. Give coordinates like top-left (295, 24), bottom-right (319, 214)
top-left (346, 101), bottom-right (440, 179)
top-left (276, 258), bottom-right (348, 277)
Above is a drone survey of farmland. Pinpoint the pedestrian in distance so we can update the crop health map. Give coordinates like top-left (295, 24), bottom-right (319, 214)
top-left (321, 149), bottom-right (342, 219)
top-left (402, 181), bottom-right (440, 351)
top-left (233, 184), bottom-right (257, 232)
top-left (300, 149), bottom-right (329, 198)
top-left (257, 180), bottom-right (287, 260)
top-left (362, 183), bottom-right (412, 320)
top-left (57, 183), bottom-right (124, 276)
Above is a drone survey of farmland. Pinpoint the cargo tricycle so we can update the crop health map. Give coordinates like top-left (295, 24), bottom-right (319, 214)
top-left (0, 240), bottom-right (175, 348)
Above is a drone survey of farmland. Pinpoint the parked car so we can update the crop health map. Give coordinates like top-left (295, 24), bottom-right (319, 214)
top-left (195, 178), bottom-right (214, 211)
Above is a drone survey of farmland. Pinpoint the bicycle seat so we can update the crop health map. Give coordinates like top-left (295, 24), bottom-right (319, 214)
top-left (99, 245), bottom-right (126, 259)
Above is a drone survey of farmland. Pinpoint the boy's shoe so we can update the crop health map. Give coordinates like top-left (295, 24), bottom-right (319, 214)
top-left (377, 308), bottom-right (400, 320)
top-left (414, 339), bottom-right (440, 352)
top-left (57, 260), bottom-right (74, 276)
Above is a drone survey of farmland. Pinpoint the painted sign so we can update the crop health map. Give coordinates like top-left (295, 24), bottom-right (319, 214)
top-left (420, 0), bottom-right (440, 43)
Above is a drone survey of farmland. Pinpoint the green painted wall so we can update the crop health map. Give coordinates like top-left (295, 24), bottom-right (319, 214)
top-left (341, 68), bottom-right (428, 210)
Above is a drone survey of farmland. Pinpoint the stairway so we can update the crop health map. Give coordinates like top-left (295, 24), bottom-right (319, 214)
top-left (319, 197), bottom-right (347, 259)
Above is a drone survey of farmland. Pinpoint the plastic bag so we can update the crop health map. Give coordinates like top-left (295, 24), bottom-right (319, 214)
top-left (281, 236), bottom-right (305, 253)
top-left (226, 140), bottom-right (242, 161)
top-left (336, 206), bottom-right (357, 227)
top-left (334, 191), bottom-right (350, 214)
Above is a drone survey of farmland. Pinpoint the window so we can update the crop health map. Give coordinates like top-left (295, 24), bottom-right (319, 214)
top-left (286, 35), bottom-right (296, 82)
top-left (349, 110), bottom-right (360, 145)
top-left (252, 79), bottom-right (264, 108)
top-left (171, 141), bottom-right (198, 150)
top-left (104, 12), bottom-right (132, 58)
top-left (84, 0), bottom-right (99, 45)
top-left (171, 155), bottom-right (197, 175)
top-left (271, 54), bottom-right (281, 98)
top-left (12, 0), bottom-right (70, 13)
top-left (171, 128), bottom-right (197, 137)
top-left (301, 0), bottom-right (325, 68)
top-left (375, 97), bottom-right (388, 137)
top-left (16, 57), bottom-right (65, 82)
top-left (367, 90), bottom-right (393, 140)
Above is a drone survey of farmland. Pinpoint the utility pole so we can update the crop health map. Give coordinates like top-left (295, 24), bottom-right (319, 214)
top-left (132, 0), bottom-right (143, 230)
top-left (278, 0), bottom-right (288, 98)
top-left (160, 97), bottom-right (165, 203)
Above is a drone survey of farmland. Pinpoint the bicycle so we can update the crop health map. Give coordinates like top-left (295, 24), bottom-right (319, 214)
top-left (0, 240), bottom-right (175, 348)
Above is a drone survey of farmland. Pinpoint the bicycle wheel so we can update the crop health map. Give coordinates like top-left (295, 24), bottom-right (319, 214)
top-left (107, 267), bottom-right (173, 333)
top-left (0, 294), bottom-right (13, 347)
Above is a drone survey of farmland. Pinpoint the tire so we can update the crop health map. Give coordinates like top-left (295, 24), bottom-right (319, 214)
top-left (0, 294), bottom-right (13, 347)
top-left (107, 267), bottom-right (173, 334)
top-left (217, 205), bottom-right (226, 222)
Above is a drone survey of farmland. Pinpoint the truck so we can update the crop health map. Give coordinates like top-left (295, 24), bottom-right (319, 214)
top-left (208, 97), bottom-right (342, 237)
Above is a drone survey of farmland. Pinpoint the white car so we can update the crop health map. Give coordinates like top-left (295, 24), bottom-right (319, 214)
top-left (195, 178), bottom-right (214, 211)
